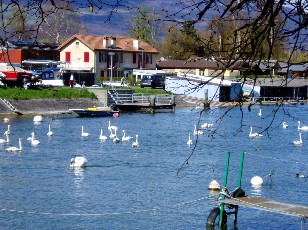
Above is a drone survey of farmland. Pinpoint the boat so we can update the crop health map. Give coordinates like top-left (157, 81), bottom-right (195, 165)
top-left (69, 107), bottom-right (120, 117)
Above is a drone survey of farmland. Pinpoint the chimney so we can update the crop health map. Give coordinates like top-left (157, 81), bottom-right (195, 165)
top-left (110, 36), bottom-right (116, 48)
top-left (103, 36), bottom-right (109, 48)
top-left (133, 40), bottom-right (139, 50)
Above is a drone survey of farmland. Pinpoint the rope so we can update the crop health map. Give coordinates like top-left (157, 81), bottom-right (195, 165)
top-left (245, 152), bottom-right (308, 167)
top-left (0, 196), bottom-right (209, 217)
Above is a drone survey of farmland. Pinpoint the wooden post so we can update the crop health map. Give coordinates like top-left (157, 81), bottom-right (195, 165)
top-left (171, 94), bottom-right (176, 112)
top-left (150, 95), bottom-right (156, 113)
top-left (204, 89), bottom-right (210, 109)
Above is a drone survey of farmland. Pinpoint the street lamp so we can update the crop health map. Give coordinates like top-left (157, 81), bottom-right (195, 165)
top-left (108, 52), bottom-right (115, 83)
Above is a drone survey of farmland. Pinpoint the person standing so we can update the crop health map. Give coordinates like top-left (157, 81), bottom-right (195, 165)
top-left (69, 74), bottom-right (74, 88)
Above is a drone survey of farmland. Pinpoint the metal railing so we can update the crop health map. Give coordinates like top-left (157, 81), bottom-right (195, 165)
top-left (111, 93), bottom-right (175, 105)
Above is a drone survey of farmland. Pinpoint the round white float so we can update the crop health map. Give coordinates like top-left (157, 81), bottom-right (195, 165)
top-left (208, 179), bottom-right (220, 190)
top-left (33, 115), bottom-right (43, 122)
top-left (251, 176), bottom-right (263, 186)
top-left (3, 118), bottom-right (9, 123)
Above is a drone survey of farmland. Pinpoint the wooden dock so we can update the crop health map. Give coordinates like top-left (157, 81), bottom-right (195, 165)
top-left (109, 92), bottom-right (176, 112)
top-left (219, 196), bottom-right (308, 218)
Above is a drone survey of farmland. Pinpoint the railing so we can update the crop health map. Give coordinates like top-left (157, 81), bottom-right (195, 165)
top-left (112, 93), bottom-right (175, 105)
top-left (251, 97), bottom-right (307, 103)
top-left (0, 98), bottom-right (17, 111)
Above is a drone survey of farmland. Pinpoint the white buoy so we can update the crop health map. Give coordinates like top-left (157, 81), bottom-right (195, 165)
top-left (33, 115), bottom-right (43, 122)
top-left (208, 180), bottom-right (221, 190)
top-left (251, 176), bottom-right (263, 186)
top-left (3, 118), bottom-right (9, 123)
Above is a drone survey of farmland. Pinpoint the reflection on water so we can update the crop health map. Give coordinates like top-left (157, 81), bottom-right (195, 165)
top-left (72, 168), bottom-right (85, 186)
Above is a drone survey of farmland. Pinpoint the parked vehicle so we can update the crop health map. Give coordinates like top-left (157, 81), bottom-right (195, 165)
top-left (140, 74), bottom-right (165, 89)
top-left (0, 65), bottom-right (37, 87)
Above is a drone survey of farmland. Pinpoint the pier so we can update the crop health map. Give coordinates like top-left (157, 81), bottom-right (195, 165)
top-left (108, 91), bottom-right (176, 113)
top-left (207, 151), bottom-right (308, 228)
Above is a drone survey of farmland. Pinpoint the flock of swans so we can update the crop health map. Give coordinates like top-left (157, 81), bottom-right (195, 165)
top-left (0, 118), bottom-right (139, 169)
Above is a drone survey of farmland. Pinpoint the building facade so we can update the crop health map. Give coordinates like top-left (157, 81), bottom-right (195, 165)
top-left (57, 34), bottom-right (159, 81)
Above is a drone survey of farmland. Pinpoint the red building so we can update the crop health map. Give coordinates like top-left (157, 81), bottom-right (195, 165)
top-left (0, 41), bottom-right (60, 65)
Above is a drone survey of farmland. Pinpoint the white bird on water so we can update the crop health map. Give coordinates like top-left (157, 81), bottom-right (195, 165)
top-left (81, 126), bottom-right (89, 137)
top-left (99, 129), bottom-right (108, 141)
top-left (298, 121), bottom-right (308, 131)
top-left (113, 129), bottom-right (120, 143)
top-left (0, 131), bottom-right (9, 144)
top-left (108, 121), bottom-right (118, 132)
top-left (249, 126), bottom-right (263, 138)
top-left (194, 125), bottom-right (204, 136)
top-left (47, 124), bottom-right (53, 136)
top-left (282, 122), bottom-right (289, 129)
top-left (5, 124), bottom-right (11, 135)
top-left (187, 133), bottom-right (193, 146)
top-left (70, 157), bottom-right (87, 168)
top-left (5, 138), bottom-right (22, 152)
top-left (293, 133), bottom-right (302, 145)
top-left (132, 134), bottom-right (139, 148)
top-left (258, 108), bottom-right (262, 116)
top-left (122, 130), bottom-right (133, 142)
top-left (31, 132), bottom-right (40, 146)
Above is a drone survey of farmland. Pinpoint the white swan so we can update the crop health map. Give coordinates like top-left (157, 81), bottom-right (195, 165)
top-left (293, 133), bottom-right (302, 145)
top-left (201, 123), bottom-right (213, 129)
top-left (99, 129), bottom-right (108, 141)
top-left (47, 124), bottom-right (53, 136)
top-left (122, 130), bottom-right (133, 142)
top-left (5, 138), bottom-right (22, 152)
top-left (108, 121), bottom-right (118, 132)
top-left (0, 131), bottom-right (9, 144)
top-left (81, 126), bottom-right (89, 137)
top-left (298, 121), bottom-right (308, 131)
top-left (132, 134), bottom-right (139, 147)
top-left (258, 108), bottom-right (262, 116)
top-left (194, 125), bottom-right (204, 136)
top-left (282, 122), bottom-right (288, 129)
top-left (249, 126), bottom-right (263, 138)
top-left (187, 133), bottom-right (193, 145)
top-left (33, 115), bottom-right (43, 122)
top-left (31, 132), bottom-right (40, 146)
top-left (113, 129), bottom-right (120, 143)
top-left (109, 128), bottom-right (116, 139)
top-left (70, 156), bottom-right (87, 168)
top-left (4, 124), bottom-right (11, 135)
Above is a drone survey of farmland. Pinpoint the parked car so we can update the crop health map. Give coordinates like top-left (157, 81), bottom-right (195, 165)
top-left (140, 74), bottom-right (165, 89)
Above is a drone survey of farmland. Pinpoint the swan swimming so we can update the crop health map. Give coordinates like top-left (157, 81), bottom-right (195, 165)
top-left (122, 130), bottom-right (133, 142)
top-left (99, 129), bottom-right (108, 141)
top-left (109, 127), bottom-right (116, 139)
top-left (5, 124), bottom-right (11, 135)
top-left (293, 133), bottom-right (302, 145)
top-left (108, 121), bottom-right (118, 132)
top-left (47, 124), bottom-right (53, 136)
top-left (132, 134), bottom-right (139, 147)
top-left (187, 133), bottom-right (193, 145)
top-left (282, 122), bottom-right (288, 129)
top-left (81, 126), bottom-right (89, 137)
top-left (201, 123), bottom-right (213, 129)
top-left (0, 131), bottom-right (9, 144)
top-left (31, 132), bottom-right (40, 146)
top-left (70, 156), bottom-right (87, 168)
top-left (258, 108), bottom-right (262, 116)
top-left (298, 121), bottom-right (308, 131)
top-left (194, 125), bottom-right (204, 136)
top-left (113, 129), bottom-right (120, 143)
top-left (5, 138), bottom-right (22, 152)
top-left (249, 126), bottom-right (263, 138)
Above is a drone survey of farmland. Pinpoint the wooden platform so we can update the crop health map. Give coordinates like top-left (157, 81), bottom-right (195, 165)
top-left (115, 102), bottom-right (175, 112)
top-left (219, 196), bottom-right (308, 218)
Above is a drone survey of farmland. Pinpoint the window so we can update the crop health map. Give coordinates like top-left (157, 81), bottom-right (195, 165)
top-left (84, 52), bottom-right (89, 62)
top-left (75, 41), bottom-right (79, 46)
top-left (133, 53), bottom-right (136, 63)
top-left (65, 52), bottom-right (71, 62)
top-left (99, 52), bottom-right (107, 62)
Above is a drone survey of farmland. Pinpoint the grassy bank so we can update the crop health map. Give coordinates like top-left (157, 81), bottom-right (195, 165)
top-left (0, 87), bottom-right (97, 99)
top-left (0, 87), bottom-right (168, 100)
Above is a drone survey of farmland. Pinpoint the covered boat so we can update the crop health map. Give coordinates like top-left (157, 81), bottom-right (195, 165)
top-left (69, 107), bottom-right (120, 117)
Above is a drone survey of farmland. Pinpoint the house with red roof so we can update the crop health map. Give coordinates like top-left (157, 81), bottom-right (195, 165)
top-left (57, 34), bottom-right (159, 81)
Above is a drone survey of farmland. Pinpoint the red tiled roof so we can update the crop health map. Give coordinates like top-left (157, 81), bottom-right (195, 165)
top-left (57, 34), bottom-right (159, 53)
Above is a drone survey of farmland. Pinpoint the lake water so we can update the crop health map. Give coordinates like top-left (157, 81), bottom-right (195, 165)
top-left (0, 104), bottom-right (307, 230)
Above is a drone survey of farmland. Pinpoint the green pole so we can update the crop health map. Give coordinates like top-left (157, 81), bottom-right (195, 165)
top-left (237, 151), bottom-right (245, 189)
top-left (219, 151), bottom-right (231, 228)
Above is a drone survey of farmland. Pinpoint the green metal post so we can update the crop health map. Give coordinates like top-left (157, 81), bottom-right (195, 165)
top-left (237, 151), bottom-right (245, 189)
top-left (219, 151), bottom-right (231, 228)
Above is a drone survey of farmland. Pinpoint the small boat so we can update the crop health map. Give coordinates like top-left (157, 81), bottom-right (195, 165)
top-left (69, 107), bottom-right (120, 117)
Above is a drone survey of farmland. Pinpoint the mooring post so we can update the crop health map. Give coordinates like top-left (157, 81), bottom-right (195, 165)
top-left (219, 151), bottom-right (231, 228)
top-left (204, 89), bottom-right (210, 109)
top-left (171, 94), bottom-right (176, 112)
top-left (149, 95), bottom-right (156, 113)
top-left (238, 150), bottom-right (245, 189)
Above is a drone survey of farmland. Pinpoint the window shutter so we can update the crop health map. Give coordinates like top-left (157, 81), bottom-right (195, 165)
top-left (65, 52), bottom-right (71, 62)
